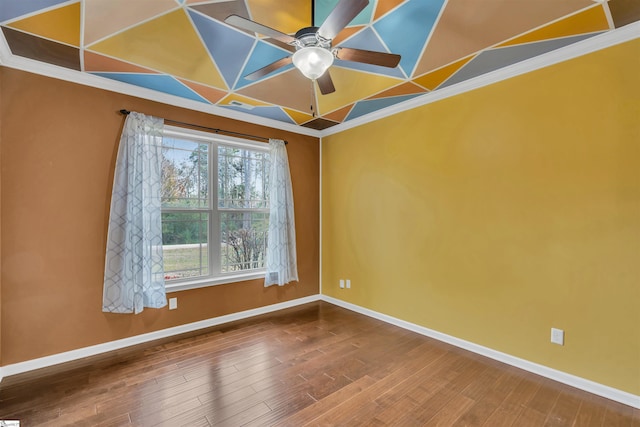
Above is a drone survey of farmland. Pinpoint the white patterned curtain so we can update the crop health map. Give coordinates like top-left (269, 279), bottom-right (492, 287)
top-left (103, 112), bottom-right (167, 314)
top-left (265, 139), bottom-right (298, 287)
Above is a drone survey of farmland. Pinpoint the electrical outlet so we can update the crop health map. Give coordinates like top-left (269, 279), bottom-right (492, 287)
top-left (346, 279), bottom-right (351, 289)
top-left (339, 279), bottom-right (345, 289)
top-left (551, 328), bottom-right (564, 345)
top-left (169, 297), bottom-right (178, 310)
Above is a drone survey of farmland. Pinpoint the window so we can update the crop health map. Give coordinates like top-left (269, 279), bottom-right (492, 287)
top-left (160, 126), bottom-right (270, 290)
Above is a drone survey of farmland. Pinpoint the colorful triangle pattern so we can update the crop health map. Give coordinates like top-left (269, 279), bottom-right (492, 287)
top-left (1, 0), bottom-right (635, 128)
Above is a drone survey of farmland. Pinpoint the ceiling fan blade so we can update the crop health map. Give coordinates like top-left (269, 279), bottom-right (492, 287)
top-left (317, 0), bottom-right (369, 40)
top-left (336, 47), bottom-right (401, 68)
top-left (244, 56), bottom-right (293, 81)
top-left (317, 71), bottom-right (336, 95)
top-left (225, 15), bottom-right (296, 45)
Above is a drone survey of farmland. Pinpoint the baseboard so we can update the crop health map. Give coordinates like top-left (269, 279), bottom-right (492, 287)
top-left (320, 295), bottom-right (640, 409)
top-left (2, 293), bottom-right (638, 409)
top-left (0, 294), bottom-right (321, 382)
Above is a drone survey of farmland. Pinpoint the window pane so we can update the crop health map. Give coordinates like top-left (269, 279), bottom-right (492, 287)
top-left (218, 146), bottom-right (269, 209)
top-left (162, 137), bottom-right (209, 208)
top-left (220, 212), bottom-right (268, 273)
top-left (162, 212), bottom-right (208, 280)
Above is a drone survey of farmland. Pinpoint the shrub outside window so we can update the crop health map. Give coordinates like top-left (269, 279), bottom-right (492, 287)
top-left (160, 126), bottom-right (269, 290)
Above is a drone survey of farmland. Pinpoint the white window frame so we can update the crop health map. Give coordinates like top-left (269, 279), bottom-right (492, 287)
top-left (162, 125), bottom-right (269, 292)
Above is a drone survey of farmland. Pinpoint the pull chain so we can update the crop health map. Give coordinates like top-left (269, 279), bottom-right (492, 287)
top-left (310, 79), bottom-right (317, 118)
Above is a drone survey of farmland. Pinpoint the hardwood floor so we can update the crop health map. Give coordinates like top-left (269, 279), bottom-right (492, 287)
top-left (0, 301), bottom-right (638, 426)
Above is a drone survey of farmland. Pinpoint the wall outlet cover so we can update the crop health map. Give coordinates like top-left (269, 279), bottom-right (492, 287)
top-left (551, 327), bottom-right (564, 345)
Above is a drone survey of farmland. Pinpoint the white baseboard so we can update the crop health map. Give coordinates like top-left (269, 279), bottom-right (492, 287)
top-left (320, 295), bottom-right (640, 409)
top-left (0, 295), bottom-right (321, 382)
top-left (2, 293), bottom-right (638, 410)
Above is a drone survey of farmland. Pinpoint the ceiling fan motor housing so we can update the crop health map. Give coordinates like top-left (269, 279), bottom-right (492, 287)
top-left (224, 0), bottom-right (398, 93)
top-left (294, 27), bottom-right (332, 50)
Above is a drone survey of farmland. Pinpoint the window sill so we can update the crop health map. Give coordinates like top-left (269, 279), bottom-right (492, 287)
top-left (165, 271), bottom-right (266, 293)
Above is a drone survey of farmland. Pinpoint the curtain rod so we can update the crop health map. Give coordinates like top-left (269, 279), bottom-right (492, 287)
top-left (119, 110), bottom-right (286, 144)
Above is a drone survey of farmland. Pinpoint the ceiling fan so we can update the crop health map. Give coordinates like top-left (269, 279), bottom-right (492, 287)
top-left (225, 0), bottom-right (401, 95)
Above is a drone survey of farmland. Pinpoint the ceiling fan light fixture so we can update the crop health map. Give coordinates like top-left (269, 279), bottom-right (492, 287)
top-left (292, 46), bottom-right (334, 80)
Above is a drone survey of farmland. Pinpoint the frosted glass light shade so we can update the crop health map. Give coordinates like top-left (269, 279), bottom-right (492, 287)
top-left (292, 47), bottom-right (334, 80)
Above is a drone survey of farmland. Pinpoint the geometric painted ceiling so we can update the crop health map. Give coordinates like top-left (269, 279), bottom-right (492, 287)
top-left (1, 0), bottom-right (639, 130)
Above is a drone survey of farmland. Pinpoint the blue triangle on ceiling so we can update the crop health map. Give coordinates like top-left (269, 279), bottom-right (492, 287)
top-left (188, 9), bottom-right (255, 89)
top-left (1, 0), bottom-right (70, 22)
top-left (92, 73), bottom-right (210, 104)
top-left (373, 0), bottom-right (446, 77)
top-left (335, 27), bottom-right (405, 78)
top-left (338, 26), bottom-right (384, 51)
top-left (222, 105), bottom-right (295, 124)
top-left (235, 41), bottom-right (293, 90)
top-left (346, 94), bottom-right (421, 121)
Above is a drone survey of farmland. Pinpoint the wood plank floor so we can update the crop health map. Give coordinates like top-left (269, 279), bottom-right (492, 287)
top-left (0, 301), bottom-right (638, 426)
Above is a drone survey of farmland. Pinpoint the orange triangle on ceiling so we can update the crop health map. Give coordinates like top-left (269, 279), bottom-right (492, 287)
top-left (374, 0), bottom-right (405, 21)
top-left (236, 69), bottom-right (313, 113)
top-left (247, 0), bottom-right (310, 34)
top-left (324, 104), bottom-right (355, 123)
top-left (367, 82), bottom-right (427, 100)
top-left (413, 55), bottom-right (474, 91)
top-left (83, 0), bottom-right (176, 45)
top-left (316, 67), bottom-right (403, 115)
top-left (333, 26), bottom-right (365, 47)
top-left (178, 79), bottom-right (227, 104)
top-left (84, 51), bottom-right (159, 74)
top-left (7, 2), bottom-right (81, 47)
top-left (413, 0), bottom-right (598, 77)
top-left (283, 108), bottom-right (314, 125)
top-left (498, 5), bottom-right (610, 47)
top-left (219, 93), bottom-right (271, 108)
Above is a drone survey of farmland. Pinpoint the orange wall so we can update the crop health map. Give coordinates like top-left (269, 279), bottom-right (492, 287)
top-left (0, 69), bottom-right (3, 368)
top-left (0, 67), bottom-right (319, 365)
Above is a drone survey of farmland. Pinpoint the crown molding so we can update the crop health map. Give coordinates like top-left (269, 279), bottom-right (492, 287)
top-left (0, 40), bottom-right (320, 138)
top-left (1, 22), bottom-right (638, 138)
top-left (320, 22), bottom-right (640, 137)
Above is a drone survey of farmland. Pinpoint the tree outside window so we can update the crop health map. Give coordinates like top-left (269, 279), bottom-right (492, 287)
top-left (160, 130), bottom-right (269, 283)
